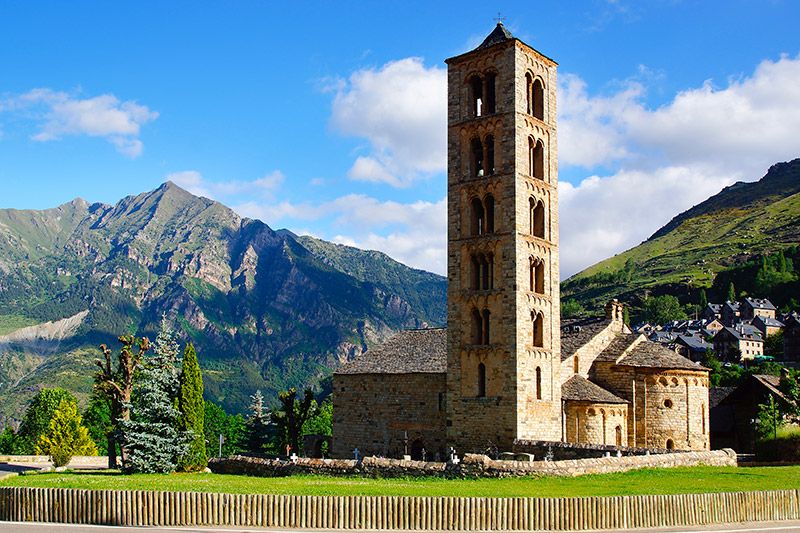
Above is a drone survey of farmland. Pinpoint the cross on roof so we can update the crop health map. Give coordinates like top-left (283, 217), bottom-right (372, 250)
top-left (495, 13), bottom-right (506, 25)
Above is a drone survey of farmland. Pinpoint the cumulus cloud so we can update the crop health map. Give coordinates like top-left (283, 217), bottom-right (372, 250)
top-left (4, 88), bottom-right (158, 157)
top-left (557, 54), bottom-right (800, 277)
top-left (330, 57), bottom-right (447, 187)
top-left (234, 194), bottom-right (447, 275)
top-left (167, 170), bottom-right (285, 201)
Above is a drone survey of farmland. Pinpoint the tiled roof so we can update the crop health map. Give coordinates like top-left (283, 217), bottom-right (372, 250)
top-left (560, 317), bottom-right (611, 361)
top-left (336, 329), bottom-right (446, 375)
top-left (596, 333), bottom-right (640, 362)
top-left (617, 342), bottom-right (707, 371)
top-left (477, 22), bottom-right (515, 50)
top-left (561, 375), bottom-right (627, 404)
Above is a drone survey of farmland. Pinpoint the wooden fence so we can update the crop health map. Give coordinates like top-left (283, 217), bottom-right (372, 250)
top-left (1, 487), bottom-right (799, 530)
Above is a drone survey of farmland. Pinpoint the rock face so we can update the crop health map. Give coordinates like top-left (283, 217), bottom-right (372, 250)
top-left (0, 182), bottom-right (446, 418)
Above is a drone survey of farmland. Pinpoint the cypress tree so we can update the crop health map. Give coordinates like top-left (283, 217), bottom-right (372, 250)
top-left (699, 288), bottom-right (708, 309)
top-left (727, 282), bottom-right (736, 302)
top-left (178, 343), bottom-right (207, 470)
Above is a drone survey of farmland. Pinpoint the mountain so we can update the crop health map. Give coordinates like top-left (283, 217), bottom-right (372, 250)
top-left (562, 158), bottom-right (800, 314)
top-left (0, 182), bottom-right (446, 422)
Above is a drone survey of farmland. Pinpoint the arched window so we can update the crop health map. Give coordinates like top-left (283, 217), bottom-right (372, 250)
top-left (470, 75), bottom-right (483, 117)
top-left (470, 255), bottom-right (481, 290)
top-left (573, 355), bottom-right (580, 374)
top-left (532, 313), bottom-right (544, 348)
top-left (615, 425), bottom-right (623, 446)
top-left (478, 363), bottom-right (487, 397)
top-left (481, 254), bottom-right (491, 290)
top-left (485, 73), bottom-right (496, 114)
top-left (532, 140), bottom-right (544, 179)
top-left (485, 135), bottom-right (495, 176)
top-left (666, 439), bottom-right (675, 450)
top-left (472, 309), bottom-right (483, 344)
top-left (482, 309), bottom-right (491, 345)
top-left (471, 137), bottom-right (484, 177)
top-left (525, 73), bottom-right (533, 115)
top-left (530, 200), bottom-right (545, 239)
top-left (532, 259), bottom-right (545, 293)
top-left (702, 404), bottom-right (706, 435)
top-left (535, 366), bottom-right (542, 400)
top-left (471, 198), bottom-right (485, 236)
top-left (484, 194), bottom-right (495, 233)
top-left (532, 78), bottom-right (544, 120)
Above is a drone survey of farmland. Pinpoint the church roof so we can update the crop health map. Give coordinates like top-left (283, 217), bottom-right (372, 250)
top-left (617, 342), bottom-right (707, 371)
top-left (476, 22), bottom-right (515, 50)
top-left (596, 333), bottom-right (640, 362)
top-left (560, 317), bottom-right (611, 361)
top-left (335, 328), bottom-right (446, 375)
top-left (561, 375), bottom-right (627, 404)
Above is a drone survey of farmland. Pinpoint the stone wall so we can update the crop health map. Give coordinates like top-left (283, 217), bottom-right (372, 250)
top-left (210, 448), bottom-right (736, 479)
top-left (564, 402), bottom-right (628, 446)
top-left (513, 439), bottom-right (673, 460)
top-left (332, 373), bottom-right (447, 460)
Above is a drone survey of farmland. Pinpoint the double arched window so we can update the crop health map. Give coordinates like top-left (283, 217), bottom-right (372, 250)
top-left (470, 253), bottom-right (494, 291)
top-left (471, 194), bottom-right (495, 236)
top-left (471, 308), bottom-right (491, 345)
top-left (469, 72), bottom-right (497, 117)
top-left (525, 74), bottom-right (545, 120)
top-left (528, 137), bottom-right (544, 179)
top-left (529, 198), bottom-right (546, 239)
top-left (469, 135), bottom-right (496, 177)
top-left (529, 258), bottom-right (545, 294)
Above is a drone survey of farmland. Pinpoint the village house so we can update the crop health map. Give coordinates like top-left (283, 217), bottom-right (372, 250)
top-left (741, 297), bottom-right (777, 321)
top-left (713, 325), bottom-right (764, 361)
top-left (722, 301), bottom-right (742, 326)
top-left (703, 303), bottom-right (722, 322)
top-left (332, 22), bottom-right (709, 459)
top-left (753, 315), bottom-right (784, 338)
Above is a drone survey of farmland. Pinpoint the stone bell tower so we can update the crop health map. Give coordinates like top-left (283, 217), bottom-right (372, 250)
top-left (445, 23), bottom-right (561, 452)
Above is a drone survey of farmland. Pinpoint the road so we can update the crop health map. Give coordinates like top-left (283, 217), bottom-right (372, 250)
top-left (3, 521), bottom-right (800, 532)
top-left (0, 463), bottom-right (40, 479)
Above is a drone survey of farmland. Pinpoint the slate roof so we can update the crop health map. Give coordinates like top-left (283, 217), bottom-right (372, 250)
top-left (560, 317), bottom-right (611, 361)
top-left (617, 342), bottom-right (707, 371)
top-left (596, 334), bottom-right (640, 362)
top-left (754, 316), bottom-right (784, 328)
top-left (477, 22), bottom-right (515, 50)
top-left (709, 387), bottom-right (736, 409)
top-left (562, 375), bottom-right (628, 404)
top-left (336, 328), bottom-right (446, 375)
top-left (675, 334), bottom-right (711, 352)
top-left (716, 326), bottom-right (763, 342)
top-left (745, 298), bottom-right (776, 311)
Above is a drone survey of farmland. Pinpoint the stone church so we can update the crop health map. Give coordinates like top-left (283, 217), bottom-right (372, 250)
top-left (332, 23), bottom-right (710, 459)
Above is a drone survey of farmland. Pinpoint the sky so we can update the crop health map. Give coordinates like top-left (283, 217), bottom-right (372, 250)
top-left (1, 0), bottom-right (799, 278)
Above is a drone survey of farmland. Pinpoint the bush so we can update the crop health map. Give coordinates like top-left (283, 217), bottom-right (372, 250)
top-left (35, 398), bottom-right (97, 467)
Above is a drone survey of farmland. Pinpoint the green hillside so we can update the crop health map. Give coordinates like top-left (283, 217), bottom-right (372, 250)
top-left (562, 158), bottom-right (800, 315)
top-left (0, 183), bottom-right (446, 423)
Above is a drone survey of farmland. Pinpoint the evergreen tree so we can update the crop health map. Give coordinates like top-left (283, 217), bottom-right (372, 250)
top-left (0, 426), bottom-right (17, 454)
top-left (178, 342), bottom-right (207, 470)
top-left (245, 389), bottom-right (272, 454)
top-left (17, 388), bottom-right (77, 454)
top-left (699, 288), bottom-right (708, 310)
top-left (727, 282), bottom-right (737, 302)
top-left (119, 318), bottom-right (186, 473)
top-left (622, 306), bottom-right (631, 326)
top-left (204, 400), bottom-right (246, 458)
top-left (82, 394), bottom-right (112, 455)
top-left (35, 398), bottom-right (97, 468)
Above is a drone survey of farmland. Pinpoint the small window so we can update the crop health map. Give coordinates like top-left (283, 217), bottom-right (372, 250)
top-left (438, 392), bottom-right (445, 412)
top-left (471, 138), bottom-right (484, 177)
top-left (666, 439), bottom-right (675, 450)
top-left (663, 399), bottom-right (673, 409)
top-left (530, 200), bottom-right (545, 239)
top-left (532, 313), bottom-right (544, 348)
top-left (532, 78), bottom-right (544, 120)
top-left (471, 198), bottom-right (485, 236)
top-left (470, 75), bottom-right (483, 117)
top-left (478, 363), bottom-right (487, 398)
top-left (535, 366), bottom-right (542, 400)
top-left (485, 135), bottom-right (495, 176)
top-left (573, 356), bottom-right (579, 374)
top-left (485, 195), bottom-right (495, 233)
top-left (485, 73), bottom-right (496, 114)
top-left (482, 309), bottom-right (491, 344)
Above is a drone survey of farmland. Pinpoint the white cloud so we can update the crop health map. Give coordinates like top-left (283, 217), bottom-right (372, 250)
top-left (6, 88), bottom-right (158, 157)
top-left (233, 194), bottom-right (447, 275)
top-left (557, 54), bottom-right (800, 277)
top-left (330, 57), bottom-right (447, 187)
top-left (167, 170), bottom-right (285, 201)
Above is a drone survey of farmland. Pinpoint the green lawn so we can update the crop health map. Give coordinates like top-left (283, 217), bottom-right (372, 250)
top-left (2, 466), bottom-right (799, 497)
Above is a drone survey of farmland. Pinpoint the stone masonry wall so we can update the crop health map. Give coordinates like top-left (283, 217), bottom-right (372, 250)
top-left (565, 401), bottom-right (628, 447)
top-left (332, 373), bottom-right (447, 460)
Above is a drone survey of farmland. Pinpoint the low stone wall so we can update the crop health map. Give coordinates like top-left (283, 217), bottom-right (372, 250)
top-left (1, 486), bottom-right (798, 530)
top-left (209, 449), bottom-right (737, 479)
top-left (0, 456), bottom-right (108, 468)
top-left (513, 439), bottom-right (672, 460)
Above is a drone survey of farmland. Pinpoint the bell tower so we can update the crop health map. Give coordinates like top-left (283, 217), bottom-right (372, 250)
top-left (445, 23), bottom-right (561, 452)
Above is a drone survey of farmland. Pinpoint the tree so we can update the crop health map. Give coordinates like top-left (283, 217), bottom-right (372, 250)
top-left (0, 426), bottom-right (17, 454)
top-left (642, 295), bottom-right (687, 325)
top-left (271, 388), bottom-right (318, 455)
top-left (699, 289), bottom-right (708, 310)
top-left (16, 388), bottom-right (77, 454)
top-left (765, 330), bottom-right (785, 359)
top-left (727, 282), bottom-right (737, 302)
top-left (178, 343), bottom-right (207, 470)
top-left (561, 299), bottom-right (584, 318)
top-left (120, 319), bottom-right (186, 473)
top-left (245, 389), bottom-right (272, 454)
top-left (82, 394), bottom-right (112, 455)
top-left (94, 335), bottom-right (150, 468)
top-left (756, 396), bottom-right (782, 443)
top-left (303, 399), bottom-right (332, 437)
top-left (35, 398), bottom-right (97, 467)
top-left (204, 400), bottom-right (247, 458)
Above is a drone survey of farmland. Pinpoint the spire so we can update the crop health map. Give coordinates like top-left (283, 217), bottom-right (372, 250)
top-left (476, 21), bottom-right (515, 50)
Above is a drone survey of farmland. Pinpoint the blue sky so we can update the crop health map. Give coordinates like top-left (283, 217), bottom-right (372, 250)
top-left (1, 0), bottom-right (799, 277)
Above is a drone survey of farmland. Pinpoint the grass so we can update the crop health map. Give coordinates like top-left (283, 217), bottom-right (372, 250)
top-left (0, 314), bottom-right (38, 336)
top-left (2, 466), bottom-right (800, 498)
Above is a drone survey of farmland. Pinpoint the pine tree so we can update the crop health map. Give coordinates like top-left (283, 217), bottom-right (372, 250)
top-left (119, 318), bottom-right (186, 473)
top-left (727, 282), bottom-right (737, 302)
top-left (35, 398), bottom-right (97, 468)
top-left (699, 288), bottom-right (708, 310)
top-left (178, 342), bottom-right (207, 471)
top-left (245, 389), bottom-right (272, 454)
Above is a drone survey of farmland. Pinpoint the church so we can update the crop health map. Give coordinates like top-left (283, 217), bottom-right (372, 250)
top-left (332, 23), bottom-right (710, 460)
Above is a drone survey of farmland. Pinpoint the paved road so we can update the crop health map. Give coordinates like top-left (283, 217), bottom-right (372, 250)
top-left (0, 463), bottom-right (40, 479)
top-left (3, 521), bottom-right (800, 532)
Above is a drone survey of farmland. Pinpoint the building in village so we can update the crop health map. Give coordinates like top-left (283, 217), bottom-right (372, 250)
top-left (332, 23), bottom-right (710, 460)
top-left (785, 313), bottom-right (800, 362)
top-left (713, 325), bottom-right (764, 361)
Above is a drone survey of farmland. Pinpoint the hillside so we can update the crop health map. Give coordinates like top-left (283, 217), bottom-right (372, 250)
top-left (0, 183), bottom-right (446, 422)
top-left (562, 158), bottom-right (800, 314)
